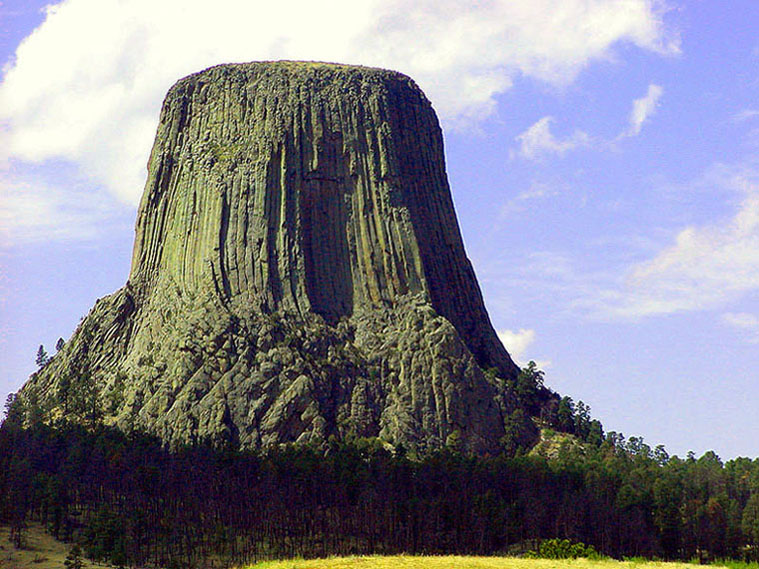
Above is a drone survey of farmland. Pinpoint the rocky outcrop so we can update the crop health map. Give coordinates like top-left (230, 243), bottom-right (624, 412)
top-left (20, 61), bottom-right (527, 455)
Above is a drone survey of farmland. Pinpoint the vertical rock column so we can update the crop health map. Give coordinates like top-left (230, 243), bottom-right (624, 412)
top-left (129, 61), bottom-right (518, 378)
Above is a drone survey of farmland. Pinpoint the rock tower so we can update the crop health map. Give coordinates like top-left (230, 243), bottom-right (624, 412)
top-left (21, 62), bottom-right (526, 454)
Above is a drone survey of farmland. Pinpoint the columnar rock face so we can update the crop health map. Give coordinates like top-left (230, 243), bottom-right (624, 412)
top-left (21, 62), bottom-right (526, 454)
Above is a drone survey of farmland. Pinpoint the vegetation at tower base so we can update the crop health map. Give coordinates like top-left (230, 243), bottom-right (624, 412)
top-left (2, 411), bottom-right (759, 569)
top-left (14, 61), bottom-right (546, 455)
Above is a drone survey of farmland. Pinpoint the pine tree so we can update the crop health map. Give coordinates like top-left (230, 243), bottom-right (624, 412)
top-left (742, 493), bottom-right (759, 559)
top-left (3, 392), bottom-right (17, 422)
top-left (35, 345), bottom-right (49, 367)
top-left (56, 337), bottom-right (65, 351)
top-left (70, 369), bottom-right (101, 425)
top-left (64, 544), bottom-right (84, 569)
top-left (58, 373), bottom-right (72, 413)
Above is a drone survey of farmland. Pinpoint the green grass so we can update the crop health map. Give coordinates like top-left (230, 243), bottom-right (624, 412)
top-left (5, 524), bottom-right (757, 569)
top-left (0, 523), bottom-right (111, 569)
top-left (702, 562), bottom-right (759, 569)
top-left (247, 555), bottom-right (719, 569)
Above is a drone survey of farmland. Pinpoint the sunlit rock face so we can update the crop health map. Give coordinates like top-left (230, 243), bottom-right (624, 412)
top-left (21, 62), bottom-right (526, 455)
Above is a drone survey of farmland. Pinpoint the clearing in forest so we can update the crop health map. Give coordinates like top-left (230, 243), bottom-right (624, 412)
top-left (249, 555), bottom-right (723, 569)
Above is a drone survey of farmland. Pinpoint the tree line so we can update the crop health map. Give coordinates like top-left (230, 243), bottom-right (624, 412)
top-left (1, 408), bottom-right (759, 568)
top-left (2, 362), bottom-right (758, 567)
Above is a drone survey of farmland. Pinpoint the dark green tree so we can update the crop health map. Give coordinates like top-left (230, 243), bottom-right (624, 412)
top-left (653, 466), bottom-right (683, 558)
top-left (35, 345), bottom-right (50, 367)
top-left (58, 373), bottom-right (72, 414)
top-left (70, 369), bottom-right (101, 425)
top-left (106, 372), bottom-right (127, 414)
top-left (56, 337), bottom-right (65, 351)
top-left (501, 408), bottom-right (533, 455)
top-left (557, 396), bottom-right (575, 432)
top-left (586, 419), bottom-right (604, 446)
top-left (64, 544), bottom-right (84, 569)
top-left (3, 392), bottom-right (20, 425)
top-left (742, 493), bottom-right (759, 559)
top-left (25, 391), bottom-right (45, 426)
top-left (574, 400), bottom-right (591, 438)
top-left (515, 361), bottom-right (544, 414)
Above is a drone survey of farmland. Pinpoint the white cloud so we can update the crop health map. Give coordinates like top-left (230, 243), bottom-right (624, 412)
top-left (487, 164), bottom-right (759, 322)
top-left (723, 312), bottom-right (759, 343)
top-left (611, 184), bottom-right (759, 317)
top-left (573, 168), bottom-right (759, 319)
top-left (623, 83), bottom-right (663, 137)
top-left (0, 172), bottom-right (130, 247)
top-left (0, 0), bottom-right (677, 246)
top-left (517, 181), bottom-right (560, 202)
top-left (497, 328), bottom-right (536, 365)
top-left (517, 83), bottom-right (665, 159)
top-left (733, 109), bottom-right (759, 123)
top-left (498, 178), bottom-right (568, 218)
top-left (515, 116), bottom-right (590, 160)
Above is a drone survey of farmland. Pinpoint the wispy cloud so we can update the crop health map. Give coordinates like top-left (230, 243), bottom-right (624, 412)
top-left (723, 312), bottom-right (759, 343)
top-left (601, 178), bottom-right (759, 318)
top-left (515, 179), bottom-right (565, 202)
top-left (576, 167), bottom-right (759, 320)
top-left (486, 164), bottom-right (759, 322)
top-left (515, 83), bottom-right (665, 161)
top-left (515, 116), bottom-right (590, 160)
top-left (733, 109), bottom-right (759, 123)
top-left (622, 83), bottom-right (663, 137)
top-left (498, 178), bottom-right (568, 217)
top-left (0, 172), bottom-right (131, 247)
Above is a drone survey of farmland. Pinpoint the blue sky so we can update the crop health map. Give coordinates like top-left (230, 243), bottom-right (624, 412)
top-left (1, 0), bottom-right (758, 459)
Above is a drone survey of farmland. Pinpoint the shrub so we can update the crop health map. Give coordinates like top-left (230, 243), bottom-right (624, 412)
top-left (526, 538), bottom-right (602, 559)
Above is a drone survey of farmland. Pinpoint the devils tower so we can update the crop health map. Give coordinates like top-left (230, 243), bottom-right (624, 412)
top-left (20, 61), bottom-right (529, 454)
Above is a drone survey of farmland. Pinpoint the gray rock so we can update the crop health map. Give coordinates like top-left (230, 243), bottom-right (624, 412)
top-left (19, 61), bottom-right (532, 455)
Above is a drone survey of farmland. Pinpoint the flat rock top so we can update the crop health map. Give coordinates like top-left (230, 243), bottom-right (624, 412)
top-left (168, 60), bottom-right (426, 100)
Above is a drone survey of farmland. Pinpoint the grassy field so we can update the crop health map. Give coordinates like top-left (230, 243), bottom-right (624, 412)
top-left (2, 525), bottom-right (754, 569)
top-left (249, 556), bottom-right (721, 569)
top-left (0, 523), bottom-right (111, 569)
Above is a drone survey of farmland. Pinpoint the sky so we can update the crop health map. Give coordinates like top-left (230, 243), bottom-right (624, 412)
top-left (1, 0), bottom-right (758, 460)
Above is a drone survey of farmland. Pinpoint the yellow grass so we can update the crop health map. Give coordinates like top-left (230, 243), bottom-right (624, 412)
top-left (247, 556), bottom-right (709, 569)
